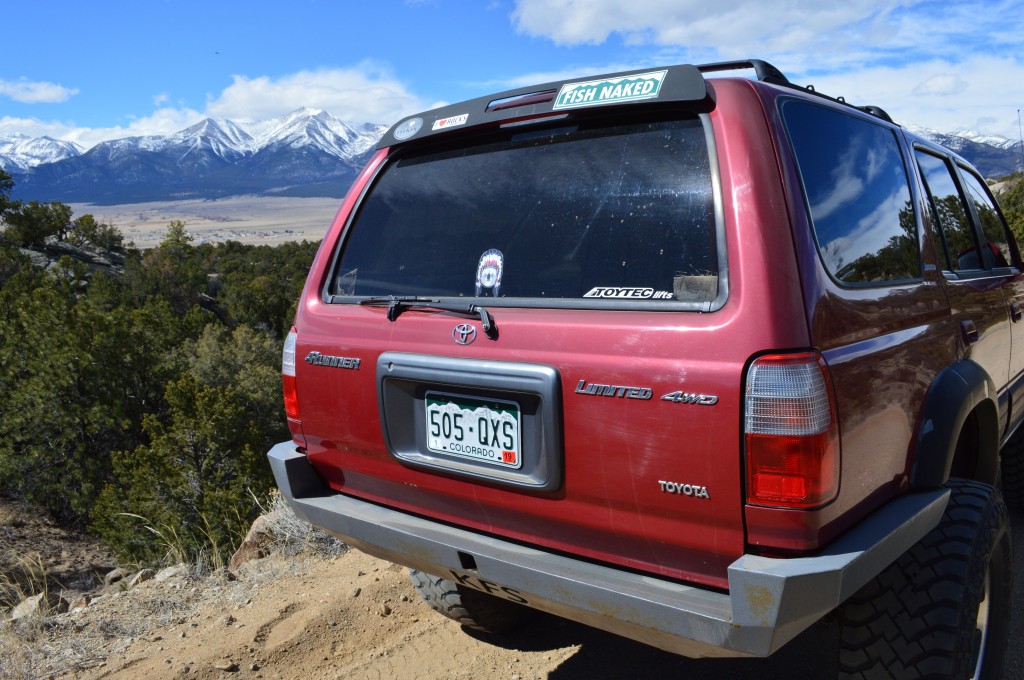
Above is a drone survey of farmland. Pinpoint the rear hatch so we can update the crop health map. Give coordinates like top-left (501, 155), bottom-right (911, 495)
top-left (293, 91), bottom-right (755, 588)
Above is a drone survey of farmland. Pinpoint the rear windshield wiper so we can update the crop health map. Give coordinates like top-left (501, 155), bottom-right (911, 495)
top-left (358, 296), bottom-right (498, 337)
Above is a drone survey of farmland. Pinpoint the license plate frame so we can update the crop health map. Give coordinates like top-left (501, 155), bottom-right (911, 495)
top-left (424, 391), bottom-right (522, 470)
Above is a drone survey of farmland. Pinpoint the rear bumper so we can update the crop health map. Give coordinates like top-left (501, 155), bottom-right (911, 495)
top-left (269, 442), bottom-right (948, 658)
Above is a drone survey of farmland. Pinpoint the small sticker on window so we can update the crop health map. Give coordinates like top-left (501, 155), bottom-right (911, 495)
top-left (393, 117), bottom-right (423, 140)
top-left (584, 287), bottom-right (673, 299)
top-left (476, 250), bottom-right (504, 297)
top-left (432, 114), bottom-right (469, 131)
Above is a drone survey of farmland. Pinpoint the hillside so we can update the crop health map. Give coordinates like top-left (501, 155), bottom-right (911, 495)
top-left (2, 498), bottom-right (1023, 679)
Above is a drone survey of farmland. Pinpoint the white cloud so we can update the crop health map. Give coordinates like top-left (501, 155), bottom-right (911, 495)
top-left (800, 56), bottom-right (1024, 139)
top-left (911, 74), bottom-right (968, 96)
top-left (510, 0), bottom-right (901, 54)
top-left (0, 106), bottom-right (204, 150)
top-left (2, 64), bottom-right (434, 150)
top-left (0, 78), bottom-right (78, 104)
top-left (205, 64), bottom-right (431, 124)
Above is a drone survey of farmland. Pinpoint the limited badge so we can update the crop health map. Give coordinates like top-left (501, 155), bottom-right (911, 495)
top-left (393, 117), bottom-right (423, 141)
top-left (475, 249), bottom-right (504, 297)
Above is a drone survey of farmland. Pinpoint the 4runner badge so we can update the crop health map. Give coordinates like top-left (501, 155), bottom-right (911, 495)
top-left (554, 70), bottom-right (668, 111)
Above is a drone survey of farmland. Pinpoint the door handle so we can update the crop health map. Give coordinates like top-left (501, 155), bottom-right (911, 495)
top-left (961, 320), bottom-right (979, 344)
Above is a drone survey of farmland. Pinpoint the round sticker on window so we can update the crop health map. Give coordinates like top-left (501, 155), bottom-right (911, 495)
top-left (475, 249), bottom-right (504, 297)
top-left (393, 117), bottom-right (423, 141)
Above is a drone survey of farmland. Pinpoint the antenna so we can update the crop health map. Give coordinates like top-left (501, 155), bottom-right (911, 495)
top-left (1018, 108), bottom-right (1024, 173)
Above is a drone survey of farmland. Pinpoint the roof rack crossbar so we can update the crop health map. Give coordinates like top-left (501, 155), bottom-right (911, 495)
top-left (696, 59), bottom-right (790, 85)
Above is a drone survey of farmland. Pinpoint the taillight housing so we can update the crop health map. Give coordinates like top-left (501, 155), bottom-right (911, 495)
top-left (282, 328), bottom-right (304, 446)
top-left (744, 352), bottom-right (839, 509)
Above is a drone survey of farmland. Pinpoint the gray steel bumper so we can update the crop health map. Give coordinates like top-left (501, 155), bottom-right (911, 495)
top-left (268, 442), bottom-right (948, 658)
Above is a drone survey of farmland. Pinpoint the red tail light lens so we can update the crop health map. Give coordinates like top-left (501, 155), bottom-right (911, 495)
top-left (282, 328), bottom-right (300, 424)
top-left (744, 352), bottom-right (839, 508)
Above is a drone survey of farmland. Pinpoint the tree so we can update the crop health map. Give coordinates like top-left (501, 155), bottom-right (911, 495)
top-left (68, 213), bottom-right (125, 252)
top-left (2, 200), bottom-right (74, 247)
top-left (92, 324), bottom-right (284, 563)
top-left (996, 175), bottom-right (1024, 245)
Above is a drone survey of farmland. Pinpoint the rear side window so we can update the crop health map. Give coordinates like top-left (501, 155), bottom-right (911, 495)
top-left (330, 115), bottom-right (720, 307)
top-left (782, 101), bottom-right (920, 285)
top-left (959, 168), bottom-right (1013, 269)
top-left (914, 151), bottom-right (980, 271)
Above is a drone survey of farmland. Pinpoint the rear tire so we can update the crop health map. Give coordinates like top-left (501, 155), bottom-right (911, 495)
top-left (837, 479), bottom-right (1011, 679)
top-left (999, 427), bottom-right (1024, 510)
top-left (409, 569), bottom-right (535, 634)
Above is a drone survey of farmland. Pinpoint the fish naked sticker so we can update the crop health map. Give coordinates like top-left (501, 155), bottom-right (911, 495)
top-left (476, 249), bottom-right (504, 297)
top-left (554, 70), bottom-right (668, 111)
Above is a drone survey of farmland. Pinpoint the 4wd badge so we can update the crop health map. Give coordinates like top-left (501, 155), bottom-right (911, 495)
top-left (554, 70), bottom-right (668, 110)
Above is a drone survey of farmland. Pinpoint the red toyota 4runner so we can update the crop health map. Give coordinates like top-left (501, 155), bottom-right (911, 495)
top-left (268, 60), bottom-right (1019, 678)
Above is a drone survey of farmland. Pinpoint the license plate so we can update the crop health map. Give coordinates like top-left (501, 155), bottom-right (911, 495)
top-left (425, 392), bottom-right (522, 469)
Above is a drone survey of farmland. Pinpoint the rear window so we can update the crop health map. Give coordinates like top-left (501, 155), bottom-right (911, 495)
top-left (329, 114), bottom-right (721, 308)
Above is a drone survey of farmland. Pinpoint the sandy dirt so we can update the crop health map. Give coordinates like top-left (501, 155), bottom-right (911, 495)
top-left (4, 505), bottom-right (1023, 679)
top-left (67, 197), bottom-right (344, 247)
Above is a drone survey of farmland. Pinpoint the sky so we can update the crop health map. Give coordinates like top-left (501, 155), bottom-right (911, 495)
top-left (2, 0), bottom-right (1023, 150)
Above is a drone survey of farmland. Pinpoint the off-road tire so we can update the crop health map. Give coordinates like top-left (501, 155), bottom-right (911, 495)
top-left (999, 427), bottom-right (1024, 510)
top-left (837, 479), bottom-right (1011, 679)
top-left (408, 569), bottom-right (535, 634)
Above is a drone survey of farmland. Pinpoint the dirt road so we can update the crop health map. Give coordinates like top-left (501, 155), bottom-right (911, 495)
top-left (81, 506), bottom-right (1024, 680)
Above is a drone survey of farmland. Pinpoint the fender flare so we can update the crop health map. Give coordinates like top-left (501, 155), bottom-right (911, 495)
top-left (910, 359), bottom-right (1000, 489)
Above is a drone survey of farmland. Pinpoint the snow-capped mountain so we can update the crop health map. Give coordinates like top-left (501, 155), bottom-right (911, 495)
top-left (5, 109), bottom-right (390, 204)
top-left (905, 125), bottom-right (1023, 177)
top-left (906, 125), bottom-right (1020, 151)
top-left (0, 134), bottom-right (83, 173)
top-left (4, 113), bottom-right (1021, 205)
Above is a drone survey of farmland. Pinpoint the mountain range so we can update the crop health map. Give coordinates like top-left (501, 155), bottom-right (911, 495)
top-left (2, 109), bottom-right (388, 204)
top-left (1, 111), bottom-right (1022, 205)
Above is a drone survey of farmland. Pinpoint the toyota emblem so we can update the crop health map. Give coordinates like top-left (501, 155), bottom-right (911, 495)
top-left (452, 323), bottom-right (477, 345)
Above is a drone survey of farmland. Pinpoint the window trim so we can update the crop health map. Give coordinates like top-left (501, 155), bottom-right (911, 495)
top-left (321, 111), bottom-right (730, 313)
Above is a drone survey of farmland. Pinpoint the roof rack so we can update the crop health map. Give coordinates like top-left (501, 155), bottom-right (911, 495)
top-left (696, 59), bottom-right (790, 86)
top-left (696, 58), bottom-right (894, 124)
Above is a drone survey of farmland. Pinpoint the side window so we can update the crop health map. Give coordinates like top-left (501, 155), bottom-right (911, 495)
top-left (782, 101), bottom-right (920, 285)
top-left (959, 168), bottom-right (1013, 269)
top-left (914, 151), bottom-right (980, 272)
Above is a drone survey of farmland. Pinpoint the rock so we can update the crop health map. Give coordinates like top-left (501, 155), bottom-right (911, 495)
top-left (350, 587), bottom-right (361, 598)
top-left (11, 592), bottom-right (66, 620)
top-left (156, 564), bottom-right (189, 582)
top-left (220, 614), bottom-right (236, 626)
top-left (128, 568), bottom-right (156, 588)
top-left (378, 603), bottom-right (392, 617)
top-left (212, 659), bottom-right (238, 672)
top-left (68, 593), bottom-right (91, 611)
top-left (103, 567), bottom-right (128, 586)
top-left (228, 511), bottom-right (284, 576)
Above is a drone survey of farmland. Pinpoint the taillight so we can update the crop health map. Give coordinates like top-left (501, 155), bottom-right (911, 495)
top-left (744, 352), bottom-right (839, 508)
top-left (282, 328), bottom-right (300, 424)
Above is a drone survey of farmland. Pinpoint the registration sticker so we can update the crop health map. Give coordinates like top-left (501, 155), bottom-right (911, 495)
top-left (432, 113), bottom-right (469, 131)
top-left (553, 70), bottom-right (668, 110)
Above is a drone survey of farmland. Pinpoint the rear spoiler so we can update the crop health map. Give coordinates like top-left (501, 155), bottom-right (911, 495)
top-left (377, 63), bottom-right (713, 149)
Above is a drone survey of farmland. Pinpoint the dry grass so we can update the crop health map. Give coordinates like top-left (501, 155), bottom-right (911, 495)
top-left (257, 490), bottom-right (347, 559)
top-left (0, 493), bottom-right (344, 678)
